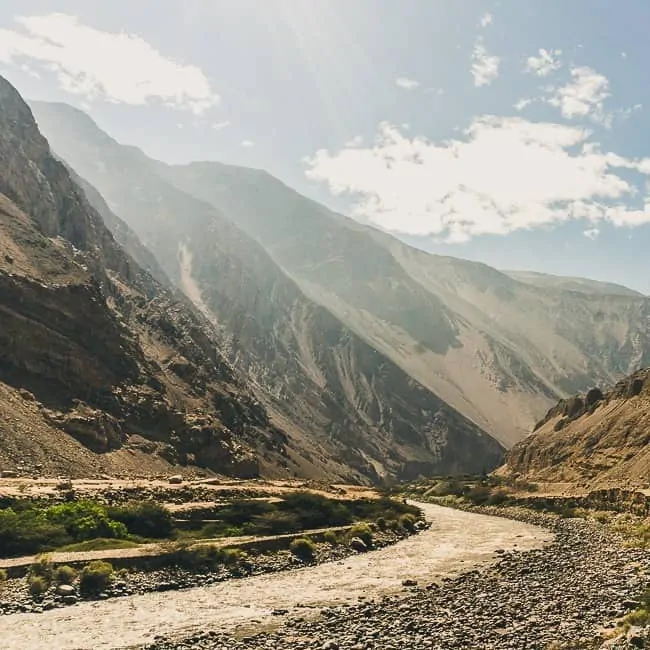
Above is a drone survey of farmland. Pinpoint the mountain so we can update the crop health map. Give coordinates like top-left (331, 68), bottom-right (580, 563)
top-left (25, 100), bottom-right (504, 482)
top-left (0, 76), bottom-right (311, 479)
top-left (504, 270), bottom-right (644, 298)
top-left (30, 102), bottom-right (650, 452)
top-left (501, 369), bottom-right (650, 488)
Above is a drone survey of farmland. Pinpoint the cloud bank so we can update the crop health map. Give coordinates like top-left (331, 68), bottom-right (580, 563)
top-left (0, 13), bottom-right (219, 113)
top-left (306, 117), bottom-right (650, 242)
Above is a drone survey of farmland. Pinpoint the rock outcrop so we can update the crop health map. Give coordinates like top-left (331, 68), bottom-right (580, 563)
top-left (501, 369), bottom-right (650, 487)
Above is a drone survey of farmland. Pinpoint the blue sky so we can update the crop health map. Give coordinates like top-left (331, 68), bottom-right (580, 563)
top-left (2, 1), bottom-right (650, 291)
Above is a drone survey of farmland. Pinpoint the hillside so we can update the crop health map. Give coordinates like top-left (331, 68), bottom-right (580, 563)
top-left (24, 99), bottom-right (504, 482)
top-left (30, 102), bottom-right (650, 448)
top-left (155, 163), bottom-right (650, 446)
top-left (0, 76), bottom-right (301, 479)
top-left (501, 368), bottom-right (650, 487)
top-left (504, 270), bottom-right (644, 298)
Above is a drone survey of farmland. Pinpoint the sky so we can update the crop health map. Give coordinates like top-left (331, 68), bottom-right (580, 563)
top-left (1, 1), bottom-right (650, 292)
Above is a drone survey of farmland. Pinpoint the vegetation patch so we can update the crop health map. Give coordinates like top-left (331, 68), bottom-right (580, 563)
top-left (289, 537), bottom-right (316, 561)
top-left (79, 560), bottom-right (114, 594)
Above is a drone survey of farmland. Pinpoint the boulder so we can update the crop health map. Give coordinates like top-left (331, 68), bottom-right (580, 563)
top-left (349, 537), bottom-right (368, 553)
top-left (56, 584), bottom-right (76, 596)
top-left (168, 475), bottom-right (183, 485)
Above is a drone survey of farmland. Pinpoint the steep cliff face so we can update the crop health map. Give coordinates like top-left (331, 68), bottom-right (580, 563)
top-left (0, 75), bottom-right (285, 478)
top-left (26, 100), bottom-right (505, 482)
top-left (501, 369), bottom-right (650, 487)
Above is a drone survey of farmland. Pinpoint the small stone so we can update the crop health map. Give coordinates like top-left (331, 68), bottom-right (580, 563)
top-left (56, 584), bottom-right (76, 597)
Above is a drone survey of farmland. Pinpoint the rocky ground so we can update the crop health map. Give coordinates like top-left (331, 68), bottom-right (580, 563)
top-left (144, 509), bottom-right (650, 650)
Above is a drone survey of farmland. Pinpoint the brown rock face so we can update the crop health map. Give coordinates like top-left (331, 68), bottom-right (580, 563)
top-left (0, 75), bottom-right (279, 478)
top-left (502, 369), bottom-right (650, 487)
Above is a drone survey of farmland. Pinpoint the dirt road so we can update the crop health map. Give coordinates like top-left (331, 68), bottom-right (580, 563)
top-left (0, 503), bottom-right (552, 650)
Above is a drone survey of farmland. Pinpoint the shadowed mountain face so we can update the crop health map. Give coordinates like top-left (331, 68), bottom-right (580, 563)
top-left (30, 101), bottom-right (650, 454)
top-left (25, 100), bottom-right (506, 482)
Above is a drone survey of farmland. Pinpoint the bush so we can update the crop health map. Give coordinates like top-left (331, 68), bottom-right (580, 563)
top-left (29, 556), bottom-right (53, 583)
top-left (376, 517), bottom-right (387, 530)
top-left (289, 537), bottom-right (316, 561)
top-left (348, 523), bottom-right (373, 547)
top-left (323, 530), bottom-right (339, 546)
top-left (54, 565), bottom-right (77, 585)
top-left (107, 502), bottom-right (173, 539)
top-left (0, 568), bottom-right (7, 583)
top-left (0, 507), bottom-right (70, 556)
top-left (169, 544), bottom-right (244, 572)
top-left (79, 560), bottom-right (113, 593)
top-left (47, 501), bottom-right (127, 541)
top-left (398, 514), bottom-right (417, 533)
top-left (28, 575), bottom-right (48, 598)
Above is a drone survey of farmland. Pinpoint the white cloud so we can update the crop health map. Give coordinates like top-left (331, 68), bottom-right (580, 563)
top-left (547, 66), bottom-right (610, 125)
top-left (395, 77), bottom-right (420, 90)
top-left (211, 120), bottom-right (231, 130)
top-left (583, 228), bottom-right (600, 239)
top-left (241, 139), bottom-right (255, 147)
top-left (480, 13), bottom-right (493, 28)
top-left (305, 116), bottom-right (650, 242)
top-left (0, 13), bottom-right (218, 113)
top-left (525, 49), bottom-right (562, 77)
top-left (471, 39), bottom-right (500, 87)
top-left (514, 98), bottom-right (534, 111)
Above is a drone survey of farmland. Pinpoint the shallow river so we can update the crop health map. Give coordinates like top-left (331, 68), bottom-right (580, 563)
top-left (0, 503), bottom-right (552, 650)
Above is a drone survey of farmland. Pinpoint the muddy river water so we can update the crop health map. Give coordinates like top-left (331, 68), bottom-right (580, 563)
top-left (0, 503), bottom-right (552, 649)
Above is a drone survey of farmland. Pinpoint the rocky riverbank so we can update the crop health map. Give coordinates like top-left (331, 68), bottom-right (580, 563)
top-left (0, 526), bottom-right (418, 617)
top-left (146, 508), bottom-right (650, 650)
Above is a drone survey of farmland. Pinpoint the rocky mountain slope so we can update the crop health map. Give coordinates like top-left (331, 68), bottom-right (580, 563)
top-left (0, 76), bottom-right (334, 480)
top-left (504, 270), bottom-right (645, 298)
top-left (30, 101), bottom-right (650, 449)
top-left (153, 163), bottom-right (650, 446)
top-left (501, 368), bottom-right (650, 486)
top-left (7, 95), bottom-right (504, 482)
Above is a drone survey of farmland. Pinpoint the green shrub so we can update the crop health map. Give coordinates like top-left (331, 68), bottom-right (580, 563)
top-left (376, 517), bottom-right (387, 530)
top-left (54, 565), bottom-right (77, 585)
top-left (28, 575), bottom-right (48, 598)
top-left (387, 519), bottom-right (400, 531)
top-left (47, 501), bottom-right (127, 541)
top-left (169, 544), bottom-right (244, 571)
top-left (323, 530), bottom-right (339, 545)
top-left (29, 556), bottom-right (53, 583)
top-left (398, 514), bottom-right (417, 533)
top-left (0, 567), bottom-right (7, 583)
top-left (0, 507), bottom-right (70, 556)
top-left (107, 502), bottom-right (173, 539)
top-left (348, 523), bottom-right (373, 547)
top-left (79, 560), bottom-right (114, 593)
top-left (289, 537), bottom-right (316, 561)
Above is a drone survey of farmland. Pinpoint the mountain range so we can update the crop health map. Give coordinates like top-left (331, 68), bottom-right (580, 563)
top-left (1, 74), bottom-right (648, 484)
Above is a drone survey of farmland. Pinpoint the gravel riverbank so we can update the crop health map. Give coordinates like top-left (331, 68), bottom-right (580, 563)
top-left (147, 508), bottom-right (650, 650)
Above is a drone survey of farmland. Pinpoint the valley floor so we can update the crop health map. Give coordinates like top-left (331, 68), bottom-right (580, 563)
top-left (0, 504), bottom-right (547, 649)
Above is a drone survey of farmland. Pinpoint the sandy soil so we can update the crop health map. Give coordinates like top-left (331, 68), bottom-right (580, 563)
top-left (0, 503), bottom-right (552, 650)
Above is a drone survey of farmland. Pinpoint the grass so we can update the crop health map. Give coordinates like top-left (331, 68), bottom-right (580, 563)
top-left (289, 537), bottom-right (316, 561)
top-left (54, 565), bottom-right (77, 585)
top-left (79, 560), bottom-right (114, 594)
top-left (57, 538), bottom-right (142, 552)
top-left (618, 588), bottom-right (650, 632)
